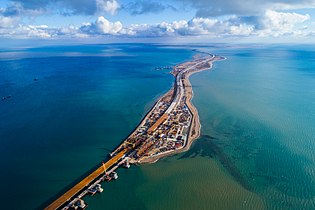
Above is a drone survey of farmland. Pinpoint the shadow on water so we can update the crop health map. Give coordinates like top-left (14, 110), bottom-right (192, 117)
top-left (99, 147), bottom-right (113, 153)
top-left (37, 150), bottom-right (112, 210)
top-left (37, 162), bottom-right (103, 210)
top-left (178, 135), bottom-right (252, 191)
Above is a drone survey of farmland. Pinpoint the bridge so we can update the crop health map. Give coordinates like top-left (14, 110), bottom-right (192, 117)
top-left (45, 148), bottom-right (128, 210)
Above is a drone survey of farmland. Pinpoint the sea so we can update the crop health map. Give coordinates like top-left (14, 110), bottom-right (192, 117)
top-left (0, 43), bottom-right (314, 210)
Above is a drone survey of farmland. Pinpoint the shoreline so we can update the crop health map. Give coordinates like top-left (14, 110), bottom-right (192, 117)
top-left (109, 88), bottom-right (175, 157)
top-left (138, 62), bottom-right (215, 164)
top-left (110, 54), bottom-right (225, 164)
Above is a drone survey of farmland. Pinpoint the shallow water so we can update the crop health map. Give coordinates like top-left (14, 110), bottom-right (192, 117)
top-left (190, 45), bottom-right (315, 209)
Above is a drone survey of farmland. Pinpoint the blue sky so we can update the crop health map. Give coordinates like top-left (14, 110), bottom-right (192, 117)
top-left (0, 0), bottom-right (315, 43)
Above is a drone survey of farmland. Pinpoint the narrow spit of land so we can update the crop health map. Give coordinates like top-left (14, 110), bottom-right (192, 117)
top-left (45, 54), bottom-right (224, 210)
top-left (112, 54), bottom-right (224, 164)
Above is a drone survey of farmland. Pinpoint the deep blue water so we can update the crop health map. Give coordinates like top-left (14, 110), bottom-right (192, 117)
top-left (0, 44), bottom-right (194, 209)
top-left (0, 44), bottom-right (315, 210)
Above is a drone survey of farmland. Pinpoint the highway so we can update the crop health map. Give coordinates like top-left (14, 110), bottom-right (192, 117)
top-left (166, 56), bottom-right (215, 114)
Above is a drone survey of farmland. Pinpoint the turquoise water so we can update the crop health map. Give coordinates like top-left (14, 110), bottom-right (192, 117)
top-left (1, 44), bottom-right (315, 210)
top-left (190, 45), bottom-right (315, 209)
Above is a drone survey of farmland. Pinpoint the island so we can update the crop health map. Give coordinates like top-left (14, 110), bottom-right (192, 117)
top-left (45, 53), bottom-right (225, 210)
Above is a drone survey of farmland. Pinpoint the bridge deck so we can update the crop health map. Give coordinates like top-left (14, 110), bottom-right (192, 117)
top-left (45, 149), bottom-right (127, 210)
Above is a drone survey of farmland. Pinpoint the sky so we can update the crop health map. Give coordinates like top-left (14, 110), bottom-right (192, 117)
top-left (0, 0), bottom-right (315, 43)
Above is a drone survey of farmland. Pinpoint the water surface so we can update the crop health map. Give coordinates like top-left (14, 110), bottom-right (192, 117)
top-left (1, 44), bottom-right (315, 210)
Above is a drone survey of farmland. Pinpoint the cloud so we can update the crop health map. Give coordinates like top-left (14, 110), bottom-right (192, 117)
top-left (176, 0), bottom-right (315, 17)
top-left (9, 0), bottom-right (93, 15)
top-left (0, 2), bottom-right (45, 17)
top-left (258, 10), bottom-right (310, 36)
top-left (0, 16), bottom-right (18, 28)
top-left (96, 0), bottom-right (120, 15)
top-left (127, 18), bottom-right (227, 37)
top-left (22, 25), bottom-right (52, 38)
top-left (124, 18), bottom-right (224, 37)
top-left (10, 0), bottom-right (49, 10)
top-left (0, 24), bottom-right (56, 38)
top-left (0, 15), bottom-right (124, 38)
top-left (95, 16), bottom-right (122, 34)
top-left (125, 1), bottom-right (173, 15)
top-left (229, 24), bottom-right (255, 36)
top-left (6, 0), bottom-right (174, 17)
top-left (79, 16), bottom-right (123, 35)
top-left (125, 10), bottom-right (311, 38)
top-left (0, 10), bottom-right (312, 40)
top-left (9, 0), bottom-right (120, 16)
top-left (1, 3), bottom-right (22, 16)
top-left (58, 25), bottom-right (89, 38)
top-left (0, 4), bottom-right (21, 28)
top-left (4, 0), bottom-right (315, 22)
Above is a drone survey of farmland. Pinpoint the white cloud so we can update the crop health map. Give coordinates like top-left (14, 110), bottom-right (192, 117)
top-left (127, 18), bottom-right (221, 37)
top-left (230, 24), bottom-right (255, 36)
top-left (59, 25), bottom-right (89, 38)
top-left (2, 24), bottom-right (54, 38)
top-left (187, 18), bottom-right (219, 35)
top-left (78, 16), bottom-right (123, 35)
top-left (123, 10), bottom-right (311, 38)
top-left (0, 16), bottom-right (18, 28)
top-left (95, 16), bottom-right (122, 34)
top-left (127, 18), bottom-right (226, 37)
top-left (25, 25), bottom-right (51, 38)
top-left (96, 0), bottom-right (120, 15)
top-left (0, 10), bottom-right (312, 41)
top-left (259, 10), bottom-right (310, 36)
